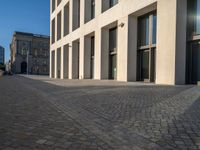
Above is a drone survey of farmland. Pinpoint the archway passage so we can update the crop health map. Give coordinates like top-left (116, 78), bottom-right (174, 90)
top-left (21, 61), bottom-right (27, 74)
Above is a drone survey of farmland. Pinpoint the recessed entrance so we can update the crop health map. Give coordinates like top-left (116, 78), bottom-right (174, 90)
top-left (21, 61), bottom-right (27, 74)
top-left (109, 27), bottom-right (117, 80)
top-left (137, 12), bottom-right (156, 82)
top-left (187, 41), bottom-right (200, 84)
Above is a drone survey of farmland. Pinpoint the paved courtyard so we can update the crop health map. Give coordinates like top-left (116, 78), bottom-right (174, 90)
top-left (0, 75), bottom-right (200, 150)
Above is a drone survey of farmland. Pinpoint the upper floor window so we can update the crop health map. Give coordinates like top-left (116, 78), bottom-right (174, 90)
top-left (52, 0), bottom-right (55, 13)
top-left (73, 0), bottom-right (80, 31)
top-left (85, 0), bottom-right (95, 23)
top-left (196, 0), bottom-right (200, 34)
top-left (57, 0), bottom-right (62, 6)
top-left (109, 0), bottom-right (118, 8)
top-left (138, 12), bottom-right (157, 47)
top-left (102, 0), bottom-right (118, 13)
top-left (187, 0), bottom-right (200, 36)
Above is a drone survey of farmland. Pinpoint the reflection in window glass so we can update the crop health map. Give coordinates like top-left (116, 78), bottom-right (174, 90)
top-left (138, 16), bottom-right (149, 46)
top-left (152, 14), bottom-right (157, 44)
top-left (196, 0), bottom-right (200, 34)
top-left (110, 0), bottom-right (118, 8)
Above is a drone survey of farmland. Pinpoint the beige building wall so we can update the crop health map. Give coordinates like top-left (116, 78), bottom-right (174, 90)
top-left (50, 0), bottom-right (188, 85)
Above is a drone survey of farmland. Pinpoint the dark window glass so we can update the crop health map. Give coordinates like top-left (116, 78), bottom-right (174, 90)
top-left (52, 0), bottom-right (55, 12)
top-left (57, 11), bottom-right (62, 41)
top-left (196, 0), bottom-right (200, 34)
top-left (91, 0), bottom-right (95, 19)
top-left (109, 27), bottom-right (117, 52)
top-left (141, 51), bottom-right (149, 79)
top-left (152, 14), bottom-right (157, 44)
top-left (138, 16), bottom-right (149, 46)
top-left (51, 19), bottom-right (55, 44)
top-left (57, 0), bottom-right (61, 6)
top-left (91, 36), bottom-right (95, 57)
top-left (110, 0), bottom-right (118, 8)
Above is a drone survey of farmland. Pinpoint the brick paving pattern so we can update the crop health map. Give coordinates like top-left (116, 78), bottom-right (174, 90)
top-left (0, 75), bottom-right (200, 150)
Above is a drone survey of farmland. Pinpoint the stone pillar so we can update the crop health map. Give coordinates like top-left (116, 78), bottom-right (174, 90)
top-left (79, 37), bottom-right (84, 79)
top-left (156, 0), bottom-right (187, 85)
top-left (68, 42), bottom-right (73, 79)
top-left (94, 29), bottom-right (101, 79)
top-left (60, 47), bottom-right (64, 79)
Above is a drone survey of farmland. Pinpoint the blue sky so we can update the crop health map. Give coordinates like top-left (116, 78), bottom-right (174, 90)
top-left (0, 0), bottom-right (50, 62)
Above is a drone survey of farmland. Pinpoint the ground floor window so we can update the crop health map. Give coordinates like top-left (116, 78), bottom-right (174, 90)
top-left (186, 40), bottom-right (200, 84)
top-left (137, 11), bottom-right (156, 82)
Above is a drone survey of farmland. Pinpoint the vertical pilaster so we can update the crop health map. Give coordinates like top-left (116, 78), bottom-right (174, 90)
top-left (79, 37), bottom-right (84, 79)
top-left (68, 42), bottom-right (73, 79)
top-left (60, 47), bottom-right (64, 79)
top-left (156, 0), bottom-right (187, 85)
top-left (94, 29), bottom-right (101, 79)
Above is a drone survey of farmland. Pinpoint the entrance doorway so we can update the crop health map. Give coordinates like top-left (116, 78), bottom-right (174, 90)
top-left (137, 12), bottom-right (156, 82)
top-left (21, 61), bottom-right (27, 74)
top-left (109, 27), bottom-right (117, 80)
top-left (187, 41), bottom-right (200, 84)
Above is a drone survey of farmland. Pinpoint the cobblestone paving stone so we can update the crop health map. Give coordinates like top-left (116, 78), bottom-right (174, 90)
top-left (0, 75), bottom-right (200, 150)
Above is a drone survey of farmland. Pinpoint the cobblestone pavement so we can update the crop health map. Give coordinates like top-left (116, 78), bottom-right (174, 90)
top-left (0, 75), bottom-right (200, 150)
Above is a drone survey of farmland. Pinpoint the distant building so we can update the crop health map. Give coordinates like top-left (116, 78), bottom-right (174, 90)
top-left (0, 46), bottom-right (5, 64)
top-left (10, 31), bottom-right (50, 75)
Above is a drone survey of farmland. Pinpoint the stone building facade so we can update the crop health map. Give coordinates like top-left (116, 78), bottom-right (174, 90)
top-left (10, 32), bottom-right (50, 75)
top-left (50, 0), bottom-right (200, 85)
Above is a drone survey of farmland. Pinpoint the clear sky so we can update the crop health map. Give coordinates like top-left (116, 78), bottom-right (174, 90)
top-left (0, 0), bottom-right (50, 62)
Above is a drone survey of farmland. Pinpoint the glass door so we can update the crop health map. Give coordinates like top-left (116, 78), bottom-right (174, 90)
top-left (187, 41), bottom-right (200, 84)
top-left (137, 12), bottom-right (156, 82)
top-left (140, 50), bottom-right (149, 81)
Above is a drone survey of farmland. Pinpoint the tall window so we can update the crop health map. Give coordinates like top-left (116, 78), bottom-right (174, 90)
top-left (91, 36), bottom-right (95, 79)
top-left (57, 0), bottom-right (62, 6)
top-left (109, 0), bottom-right (118, 8)
top-left (138, 15), bottom-right (149, 46)
top-left (196, 0), bottom-right (200, 34)
top-left (152, 14), bottom-right (157, 44)
top-left (137, 12), bottom-right (157, 82)
top-left (91, 0), bottom-right (95, 19)
top-left (57, 11), bottom-right (62, 41)
top-left (102, 0), bottom-right (118, 12)
top-left (64, 3), bottom-right (70, 36)
top-left (109, 27), bottom-right (117, 80)
top-left (73, 0), bottom-right (80, 30)
top-left (187, 0), bottom-right (200, 36)
top-left (51, 19), bottom-right (55, 44)
top-left (52, 0), bottom-right (55, 13)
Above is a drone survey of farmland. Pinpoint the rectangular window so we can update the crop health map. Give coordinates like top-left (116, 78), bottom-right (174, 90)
top-left (52, 0), bottom-right (55, 13)
top-left (152, 13), bottom-right (157, 44)
top-left (109, 0), bottom-right (118, 8)
top-left (196, 0), bottom-right (200, 34)
top-left (138, 15), bottom-right (149, 47)
top-left (57, 0), bottom-right (62, 6)
top-left (91, 0), bottom-right (95, 19)
top-left (73, 0), bottom-right (80, 31)
top-left (51, 19), bottom-right (55, 44)
top-left (187, 0), bottom-right (200, 36)
top-left (109, 27), bottom-right (117, 52)
top-left (102, 0), bottom-right (118, 12)
top-left (91, 36), bottom-right (95, 79)
top-left (64, 3), bottom-right (70, 36)
top-left (57, 11), bottom-right (62, 41)
top-left (137, 12), bottom-right (157, 82)
top-left (85, 0), bottom-right (95, 23)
